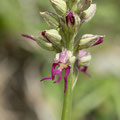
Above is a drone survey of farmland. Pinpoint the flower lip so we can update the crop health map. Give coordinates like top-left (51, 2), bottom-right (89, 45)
top-left (64, 66), bottom-right (70, 93)
top-left (78, 66), bottom-right (91, 77)
top-left (66, 12), bottom-right (75, 26)
top-left (40, 61), bottom-right (71, 93)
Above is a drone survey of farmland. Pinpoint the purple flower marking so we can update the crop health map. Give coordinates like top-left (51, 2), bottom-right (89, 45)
top-left (66, 12), bottom-right (75, 26)
top-left (94, 36), bottom-right (104, 46)
top-left (41, 31), bottom-right (52, 43)
top-left (40, 77), bottom-right (52, 81)
top-left (22, 34), bottom-right (35, 41)
top-left (53, 68), bottom-right (62, 83)
top-left (78, 66), bottom-right (91, 77)
top-left (40, 50), bottom-right (72, 93)
top-left (40, 63), bottom-right (59, 81)
top-left (64, 66), bottom-right (70, 93)
top-left (78, 50), bottom-right (91, 77)
top-left (51, 63), bottom-right (58, 80)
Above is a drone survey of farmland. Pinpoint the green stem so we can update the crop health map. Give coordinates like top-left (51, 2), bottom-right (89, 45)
top-left (61, 69), bottom-right (73, 120)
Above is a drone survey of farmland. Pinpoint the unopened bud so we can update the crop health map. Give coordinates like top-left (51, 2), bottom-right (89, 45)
top-left (36, 37), bottom-right (54, 51)
top-left (66, 12), bottom-right (81, 30)
top-left (50, 0), bottom-right (67, 16)
top-left (77, 0), bottom-right (92, 12)
top-left (22, 34), bottom-right (54, 51)
top-left (40, 11), bottom-right (59, 28)
top-left (81, 4), bottom-right (96, 22)
top-left (66, 12), bottom-right (75, 27)
top-left (79, 34), bottom-right (104, 49)
top-left (41, 29), bottom-right (62, 44)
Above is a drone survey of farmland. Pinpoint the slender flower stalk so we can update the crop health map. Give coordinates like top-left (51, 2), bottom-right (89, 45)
top-left (22, 0), bottom-right (105, 120)
top-left (61, 69), bottom-right (73, 120)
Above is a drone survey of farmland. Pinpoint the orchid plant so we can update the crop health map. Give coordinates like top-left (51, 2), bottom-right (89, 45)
top-left (22, 0), bottom-right (104, 119)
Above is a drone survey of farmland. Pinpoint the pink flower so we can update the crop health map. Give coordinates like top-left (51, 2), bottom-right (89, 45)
top-left (77, 49), bottom-right (91, 77)
top-left (40, 50), bottom-right (73, 93)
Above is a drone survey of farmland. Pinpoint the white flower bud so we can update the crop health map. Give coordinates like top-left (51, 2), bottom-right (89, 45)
top-left (36, 37), bottom-right (54, 51)
top-left (79, 34), bottom-right (104, 49)
top-left (45, 29), bottom-right (61, 43)
top-left (50, 0), bottom-right (67, 16)
top-left (66, 11), bottom-right (81, 33)
top-left (40, 11), bottom-right (59, 28)
top-left (81, 4), bottom-right (96, 22)
top-left (77, 0), bottom-right (92, 11)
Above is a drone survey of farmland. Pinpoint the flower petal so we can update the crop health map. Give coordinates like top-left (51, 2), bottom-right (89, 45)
top-left (22, 34), bottom-right (35, 41)
top-left (53, 68), bottom-right (62, 83)
top-left (64, 66), bottom-right (70, 93)
top-left (79, 66), bottom-right (91, 77)
top-left (40, 77), bottom-right (52, 82)
top-left (59, 50), bottom-right (72, 64)
top-left (51, 63), bottom-right (58, 80)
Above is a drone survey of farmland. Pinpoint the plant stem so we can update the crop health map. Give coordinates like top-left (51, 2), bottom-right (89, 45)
top-left (61, 69), bottom-right (73, 120)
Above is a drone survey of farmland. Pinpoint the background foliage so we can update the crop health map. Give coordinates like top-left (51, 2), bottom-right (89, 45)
top-left (0, 0), bottom-right (120, 120)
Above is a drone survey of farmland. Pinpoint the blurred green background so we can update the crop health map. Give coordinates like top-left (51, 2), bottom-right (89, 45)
top-left (0, 0), bottom-right (120, 120)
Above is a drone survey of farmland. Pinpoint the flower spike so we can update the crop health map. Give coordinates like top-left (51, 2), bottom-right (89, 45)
top-left (22, 0), bottom-right (105, 94)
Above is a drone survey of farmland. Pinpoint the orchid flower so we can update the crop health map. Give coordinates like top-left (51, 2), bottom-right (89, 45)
top-left (77, 49), bottom-right (91, 77)
top-left (40, 50), bottom-right (73, 93)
